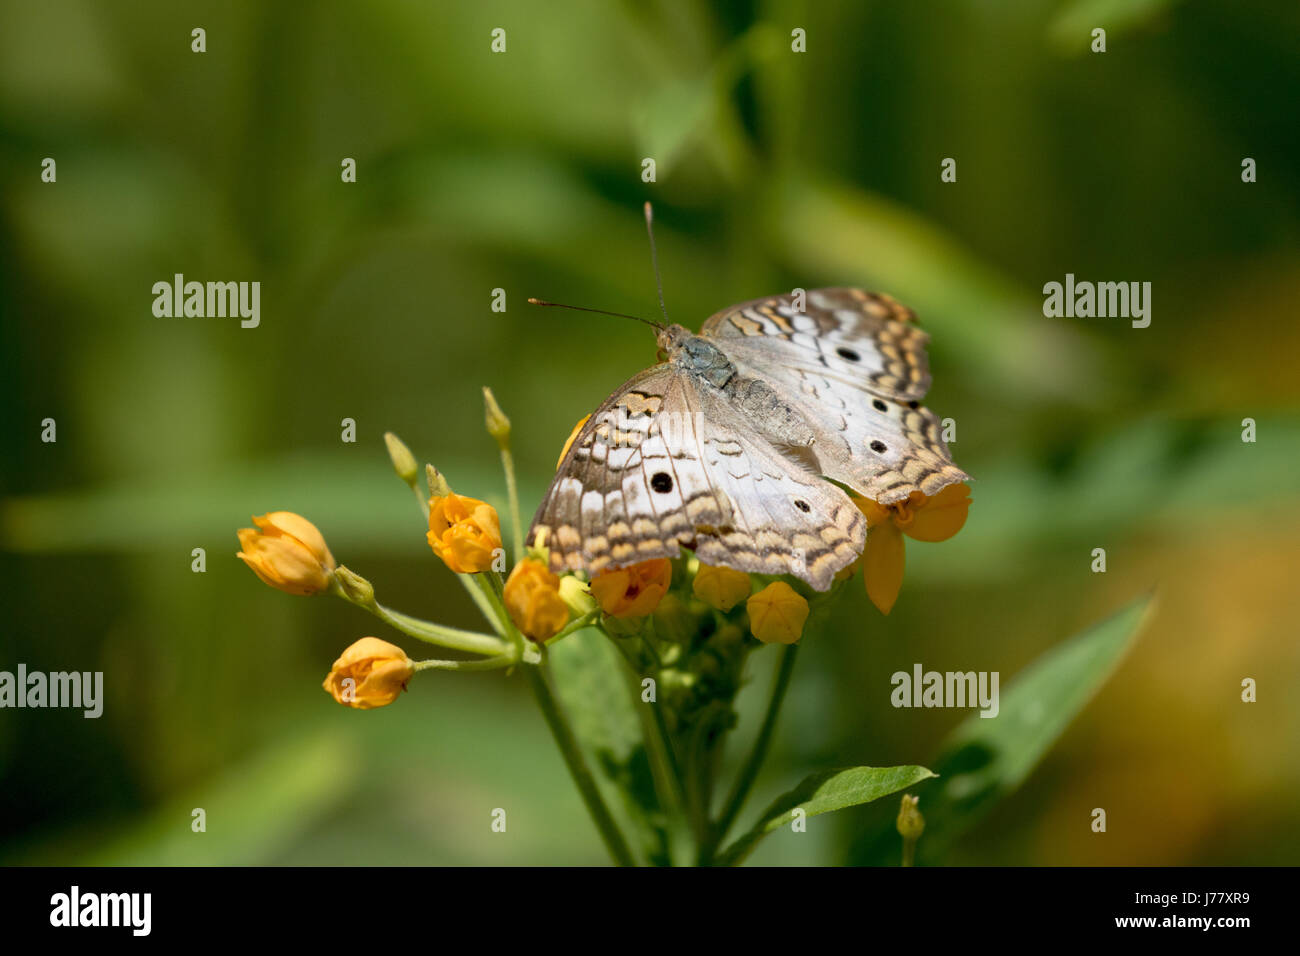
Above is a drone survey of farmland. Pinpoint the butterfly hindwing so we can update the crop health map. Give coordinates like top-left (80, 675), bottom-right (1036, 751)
top-left (700, 287), bottom-right (969, 504)
top-left (701, 287), bottom-right (932, 401)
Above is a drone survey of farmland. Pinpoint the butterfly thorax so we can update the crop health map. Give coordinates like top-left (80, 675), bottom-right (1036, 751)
top-left (658, 324), bottom-right (734, 389)
top-left (657, 323), bottom-right (816, 449)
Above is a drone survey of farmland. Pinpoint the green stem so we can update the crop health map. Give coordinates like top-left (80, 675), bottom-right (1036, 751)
top-left (706, 642), bottom-right (800, 862)
top-left (647, 688), bottom-right (684, 788)
top-left (457, 572), bottom-right (501, 632)
top-left (478, 572), bottom-right (524, 655)
top-left (548, 609), bottom-right (600, 644)
top-left (611, 640), bottom-right (686, 841)
top-left (500, 446), bottom-right (524, 564)
top-left (526, 664), bottom-right (636, 866)
top-left (414, 656), bottom-right (516, 672)
top-left (373, 602), bottom-right (509, 657)
top-left (411, 482), bottom-right (430, 520)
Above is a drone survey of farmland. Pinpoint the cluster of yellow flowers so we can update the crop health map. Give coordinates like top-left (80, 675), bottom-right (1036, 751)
top-left (236, 412), bottom-right (970, 711)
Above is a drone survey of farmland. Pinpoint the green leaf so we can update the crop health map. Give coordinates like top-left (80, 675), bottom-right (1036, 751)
top-left (549, 627), bottom-right (667, 863)
top-left (549, 628), bottom-right (642, 765)
top-left (857, 595), bottom-right (1154, 865)
top-left (718, 764), bottom-right (936, 866)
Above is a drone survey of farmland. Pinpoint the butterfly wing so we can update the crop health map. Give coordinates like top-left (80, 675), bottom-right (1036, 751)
top-left (701, 287), bottom-right (969, 505)
top-left (529, 365), bottom-right (865, 591)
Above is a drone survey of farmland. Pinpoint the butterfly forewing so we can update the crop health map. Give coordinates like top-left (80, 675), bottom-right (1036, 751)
top-left (529, 365), bottom-right (865, 590)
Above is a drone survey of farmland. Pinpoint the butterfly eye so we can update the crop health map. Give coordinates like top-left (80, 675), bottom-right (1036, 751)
top-left (870, 440), bottom-right (887, 453)
top-left (651, 472), bottom-right (674, 493)
top-left (793, 499), bottom-right (811, 513)
top-left (872, 399), bottom-right (888, 412)
top-left (836, 347), bottom-right (861, 362)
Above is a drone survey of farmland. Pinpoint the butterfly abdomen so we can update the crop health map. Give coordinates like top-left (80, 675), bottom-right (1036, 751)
top-left (728, 376), bottom-right (816, 449)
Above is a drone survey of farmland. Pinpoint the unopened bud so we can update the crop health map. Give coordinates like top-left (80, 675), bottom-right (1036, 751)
top-left (333, 565), bottom-right (375, 607)
top-left (897, 793), bottom-right (925, 866)
top-left (383, 432), bottom-right (419, 485)
top-left (426, 463), bottom-right (452, 498)
top-left (482, 387), bottom-right (511, 449)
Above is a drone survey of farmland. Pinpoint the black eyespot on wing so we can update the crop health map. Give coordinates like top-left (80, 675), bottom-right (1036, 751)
top-left (793, 499), bottom-right (811, 513)
top-left (651, 472), bottom-right (674, 493)
top-left (872, 399), bottom-right (888, 412)
top-left (907, 400), bottom-right (920, 410)
top-left (870, 440), bottom-right (887, 453)
top-left (836, 347), bottom-right (861, 362)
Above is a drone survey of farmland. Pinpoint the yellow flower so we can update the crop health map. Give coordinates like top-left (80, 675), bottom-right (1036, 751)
top-left (590, 559), bottom-right (672, 618)
top-left (504, 558), bottom-right (571, 641)
top-left (322, 637), bottom-right (414, 709)
top-left (236, 511), bottom-right (336, 595)
top-left (692, 564), bottom-right (752, 612)
top-left (853, 483), bottom-right (971, 615)
top-left (427, 493), bottom-right (502, 574)
top-left (746, 581), bottom-right (810, 644)
top-left (556, 414), bottom-right (592, 469)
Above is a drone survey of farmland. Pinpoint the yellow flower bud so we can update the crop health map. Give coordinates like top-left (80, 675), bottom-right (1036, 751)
top-left (427, 493), bottom-right (503, 574)
top-left (590, 559), bottom-right (672, 618)
top-left (322, 637), bottom-right (414, 709)
top-left (556, 414), bottom-right (592, 469)
top-left (746, 581), bottom-right (810, 644)
top-left (236, 511), bottom-right (336, 595)
top-left (504, 558), bottom-right (571, 642)
top-left (692, 563), bottom-right (752, 612)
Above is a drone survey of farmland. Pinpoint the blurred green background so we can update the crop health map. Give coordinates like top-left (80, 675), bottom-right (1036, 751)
top-left (1, 0), bottom-right (1297, 865)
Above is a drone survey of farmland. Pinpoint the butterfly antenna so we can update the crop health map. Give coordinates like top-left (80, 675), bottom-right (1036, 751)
top-left (526, 298), bottom-right (662, 330)
top-left (643, 201), bottom-right (670, 326)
